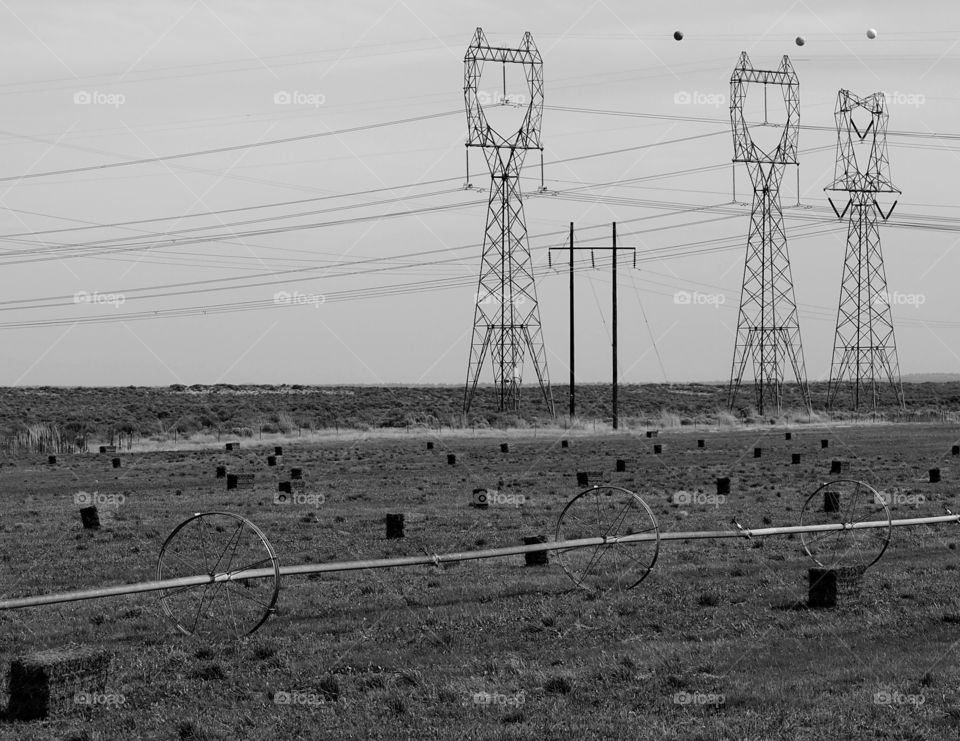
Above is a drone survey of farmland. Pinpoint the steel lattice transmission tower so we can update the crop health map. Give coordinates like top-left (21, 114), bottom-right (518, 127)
top-left (462, 28), bottom-right (553, 415)
top-left (824, 90), bottom-right (904, 410)
top-left (727, 52), bottom-right (811, 415)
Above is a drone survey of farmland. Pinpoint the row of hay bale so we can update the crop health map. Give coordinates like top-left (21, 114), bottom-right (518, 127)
top-left (218, 445), bottom-right (308, 502)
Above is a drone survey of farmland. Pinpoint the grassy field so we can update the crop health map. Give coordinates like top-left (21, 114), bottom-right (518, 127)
top-left (2, 419), bottom-right (960, 739)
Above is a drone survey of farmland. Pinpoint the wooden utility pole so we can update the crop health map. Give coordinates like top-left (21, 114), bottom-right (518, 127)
top-left (549, 222), bottom-right (635, 429)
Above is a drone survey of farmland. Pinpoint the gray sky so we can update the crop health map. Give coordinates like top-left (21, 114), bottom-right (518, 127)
top-left (0, 0), bottom-right (957, 387)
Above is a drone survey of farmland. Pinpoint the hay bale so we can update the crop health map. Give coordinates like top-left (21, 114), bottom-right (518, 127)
top-left (385, 513), bottom-right (405, 539)
top-left (616, 459), bottom-right (626, 472)
top-left (653, 444), bottom-right (662, 455)
top-left (560, 440), bottom-right (569, 449)
top-left (111, 458), bottom-right (121, 469)
top-left (426, 441), bottom-right (434, 450)
top-left (79, 506), bottom-right (100, 530)
top-left (716, 477), bottom-right (730, 495)
top-left (500, 443), bottom-right (509, 453)
top-left (7, 646), bottom-right (112, 720)
top-left (823, 490), bottom-right (840, 512)
top-left (792, 453), bottom-right (801, 465)
top-left (576, 472), bottom-right (589, 487)
top-left (830, 460), bottom-right (849, 474)
top-left (215, 465), bottom-right (226, 479)
top-left (785, 432), bottom-right (792, 441)
top-left (227, 473), bottom-right (254, 490)
top-left (952, 445), bottom-right (959, 456)
top-left (821, 439), bottom-right (829, 449)
top-left (274, 446), bottom-right (283, 456)
top-left (290, 468), bottom-right (303, 480)
top-left (697, 439), bottom-right (705, 449)
top-left (278, 481), bottom-right (292, 494)
top-left (446, 454), bottom-right (456, 466)
top-left (646, 430), bottom-right (658, 438)
top-left (471, 488), bottom-right (488, 509)
top-left (930, 468), bottom-right (941, 483)
top-left (808, 565), bottom-right (863, 608)
top-left (523, 535), bottom-right (549, 566)
top-left (267, 455), bottom-right (277, 467)
top-left (47, 455), bottom-right (57, 465)
top-left (754, 447), bottom-right (762, 458)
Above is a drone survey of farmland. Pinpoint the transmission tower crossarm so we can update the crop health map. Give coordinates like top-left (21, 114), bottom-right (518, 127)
top-left (727, 52), bottom-right (810, 416)
top-left (824, 89), bottom-right (904, 411)
top-left (462, 28), bottom-right (553, 417)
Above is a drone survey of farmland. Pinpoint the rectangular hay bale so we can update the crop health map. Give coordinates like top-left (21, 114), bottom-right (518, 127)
top-left (7, 646), bottom-right (112, 720)
top-left (227, 473), bottom-right (255, 490)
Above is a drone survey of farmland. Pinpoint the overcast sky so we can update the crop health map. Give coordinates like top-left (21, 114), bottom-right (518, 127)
top-left (0, 0), bottom-right (957, 388)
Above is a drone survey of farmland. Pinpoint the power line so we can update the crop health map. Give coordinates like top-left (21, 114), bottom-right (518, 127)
top-left (546, 104), bottom-right (960, 142)
top-left (0, 110), bottom-right (461, 184)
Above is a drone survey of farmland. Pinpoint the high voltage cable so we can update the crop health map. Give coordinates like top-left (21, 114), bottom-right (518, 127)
top-left (0, 204), bottom-right (760, 310)
top-left (0, 187), bottom-right (466, 255)
top-left (0, 129), bottom-right (727, 249)
top-left (0, 221), bottom-right (903, 331)
top-left (0, 220), bottom-right (839, 316)
top-left (545, 104), bottom-right (960, 141)
top-left (0, 176), bottom-right (466, 240)
top-left (0, 200), bottom-right (487, 265)
top-left (0, 110), bottom-right (461, 184)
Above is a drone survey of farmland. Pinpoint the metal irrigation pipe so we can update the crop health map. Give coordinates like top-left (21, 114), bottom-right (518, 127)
top-left (2, 513), bottom-right (958, 612)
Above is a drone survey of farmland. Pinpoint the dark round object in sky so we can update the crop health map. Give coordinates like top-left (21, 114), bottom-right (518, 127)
top-left (673, 30), bottom-right (683, 41)
top-left (795, 35), bottom-right (806, 46)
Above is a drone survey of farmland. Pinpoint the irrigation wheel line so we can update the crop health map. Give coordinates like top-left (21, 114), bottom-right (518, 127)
top-left (156, 511), bottom-right (281, 639)
top-left (798, 480), bottom-right (892, 570)
top-left (1, 481), bottom-right (958, 639)
top-left (554, 485), bottom-right (661, 594)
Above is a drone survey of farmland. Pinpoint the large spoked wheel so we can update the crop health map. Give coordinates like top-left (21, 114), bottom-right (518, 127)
top-left (157, 512), bottom-right (280, 638)
top-left (799, 480), bottom-right (892, 571)
top-left (554, 486), bottom-right (660, 594)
